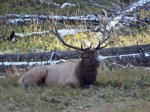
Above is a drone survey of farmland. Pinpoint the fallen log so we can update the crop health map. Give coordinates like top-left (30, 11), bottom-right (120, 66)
top-left (0, 44), bottom-right (150, 62)
top-left (0, 54), bottom-right (150, 73)
top-left (0, 44), bottom-right (150, 73)
top-left (0, 51), bottom-right (79, 62)
top-left (99, 44), bottom-right (150, 56)
top-left (107, 55), bottom-right (150, 67)
top-left (6, 14), bottom-right (99, 25)
top-left (14, 29), bottom-right (88, 38)
top-left (0, 59), bottom-right (66, 72)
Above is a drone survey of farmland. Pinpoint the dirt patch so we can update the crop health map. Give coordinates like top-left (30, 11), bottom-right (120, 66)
top-left (0, 103), bottom-right (9, 112)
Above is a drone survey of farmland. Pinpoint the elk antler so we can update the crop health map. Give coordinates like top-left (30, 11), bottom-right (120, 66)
top-left (52, 26), bottom-right (92, 51)
top-left (95, 11), bottom-right (113, 50)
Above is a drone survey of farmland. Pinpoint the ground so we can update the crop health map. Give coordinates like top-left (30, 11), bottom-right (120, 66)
top-left (0, 103), bottom-right (9, 112)
top-left (0, 66), bottom-right (150, 112)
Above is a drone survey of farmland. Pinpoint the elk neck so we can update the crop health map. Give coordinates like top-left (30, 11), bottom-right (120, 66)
top-left (75, 60), bottom-right (98, 88)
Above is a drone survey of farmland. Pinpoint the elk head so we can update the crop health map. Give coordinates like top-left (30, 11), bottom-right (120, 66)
top-left (51, 24), bottom-right (112, 66)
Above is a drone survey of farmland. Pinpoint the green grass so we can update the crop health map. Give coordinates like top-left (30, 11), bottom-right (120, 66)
top-left (0, 66), bottom-right (150, 112)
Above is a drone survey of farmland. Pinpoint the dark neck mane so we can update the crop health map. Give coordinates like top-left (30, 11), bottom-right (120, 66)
top-left (76, 61), bottom-right (98, 88)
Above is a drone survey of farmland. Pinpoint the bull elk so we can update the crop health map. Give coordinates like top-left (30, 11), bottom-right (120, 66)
top-left (18, 20), bottom-right (112, 88)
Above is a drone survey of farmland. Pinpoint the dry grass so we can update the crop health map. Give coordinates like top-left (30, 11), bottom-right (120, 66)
top-left (0, 28), bottom-right (150, 53)
top-left (0, 65), bottom-right (150, 112)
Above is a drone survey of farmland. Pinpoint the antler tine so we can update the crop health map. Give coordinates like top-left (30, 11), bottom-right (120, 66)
top-left (95, 29), bottom-right (112, 50)
top-left (81, 42), bottom-right (92, 51)
top-left (95, 10), bottom-right (113, 50)
top-left (95, 39), bottom-right (101, 50)
top-left (95, 34), bottom-right (112, 50)
top-left (97, 41), bottom-right (113, 49)
top-left (52, 26), bottom-right (83, 51)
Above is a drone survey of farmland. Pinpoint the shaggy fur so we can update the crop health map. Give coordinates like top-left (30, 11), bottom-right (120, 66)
top-left (76, 50), bottom-right (99, 87)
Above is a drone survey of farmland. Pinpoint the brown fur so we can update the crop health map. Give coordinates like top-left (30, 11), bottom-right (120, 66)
top-left (18, 66), bottom-right (48, 87)
top-left (18, 50), bottom-right (99, 88)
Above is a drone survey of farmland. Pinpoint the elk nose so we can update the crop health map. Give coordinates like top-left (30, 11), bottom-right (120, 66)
top-left (95, 57), bottom-right (100, 66)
